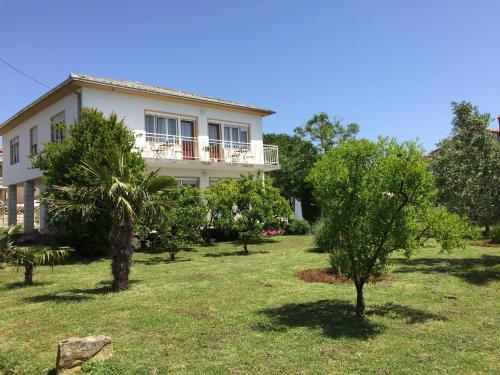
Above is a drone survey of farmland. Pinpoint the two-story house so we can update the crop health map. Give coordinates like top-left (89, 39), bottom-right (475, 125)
top-left (0, 74), bottom-right (279, 234)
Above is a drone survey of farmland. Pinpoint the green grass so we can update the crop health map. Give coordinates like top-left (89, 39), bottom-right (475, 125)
top-left (0, 235), bottom-right (499, 374)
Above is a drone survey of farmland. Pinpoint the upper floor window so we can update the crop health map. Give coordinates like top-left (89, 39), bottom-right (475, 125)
top-left (223, 125), bottom-right (249, 147)
top-left (51, 111), bottom-right (65, 143)
top-left (10, 136), bottom-right (19, 165)
top-left (145, 113), bottom-right (195, 142)
top-left (30, 126), bottom-right (38, 155)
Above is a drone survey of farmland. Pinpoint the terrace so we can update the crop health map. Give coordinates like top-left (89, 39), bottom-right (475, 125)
top-left (137, 132), bottom-right (279, 168)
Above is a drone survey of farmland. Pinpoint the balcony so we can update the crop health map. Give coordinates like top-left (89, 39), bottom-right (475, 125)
top-left (138, 133), bottom-right (279, 168)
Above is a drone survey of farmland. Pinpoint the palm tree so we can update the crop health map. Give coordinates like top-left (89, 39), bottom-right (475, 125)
top-left (0, 225), bottom-right (21, 262)
top-left (6, 246), bottom-right (72, 285)
top-left (51, 147), bottom-right (175, 291)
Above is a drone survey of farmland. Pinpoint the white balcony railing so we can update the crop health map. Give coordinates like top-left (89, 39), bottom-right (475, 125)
top-left (140, 133), bottom-right (279, 166)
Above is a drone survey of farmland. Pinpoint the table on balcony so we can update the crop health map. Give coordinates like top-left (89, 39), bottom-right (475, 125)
top-left (152, 143), bottom-right (175, 159)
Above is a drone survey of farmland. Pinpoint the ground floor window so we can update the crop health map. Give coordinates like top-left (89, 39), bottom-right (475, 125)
top-left (208, 177), bottom-right (239, 185)
top-left (174, 177), bottom-right (200, 187)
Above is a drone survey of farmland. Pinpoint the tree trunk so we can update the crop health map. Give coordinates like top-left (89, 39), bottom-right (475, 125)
top-left (169, 252), bottom-right (175, 261)
top-left (484, 225), bottom-right (491, 238)
top-left (24, 264), bottom-right (33, 286)
top-left (354, 278), bottom-right (365, 318)
top-left (110, 215), bottom-right (134, 291)
top-left (243, 241), bottom-right (249, 255)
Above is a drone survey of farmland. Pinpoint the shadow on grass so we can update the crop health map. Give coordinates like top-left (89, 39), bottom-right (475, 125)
top-left (367, 302), bottom-right (447, 323)
top-left (22, 293), bottom-right (94, 303)
top-left (258, 299), bottom-right (446, 339)
top-left (306, 247), bottom-right (327, 254)
top-left (0, 281), bottom-right (53, 290)
top-left (135, 257), bottom-right (191, 265)
top-left (204, 250), bottom-right (269, 258)
top-left (22, 280), bottom-right (142, 303)
top-left (393, 255), bottom-right (500, 285)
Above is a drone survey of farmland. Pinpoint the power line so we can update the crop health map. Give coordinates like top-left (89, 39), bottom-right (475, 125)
top-left (0, 57), bottom-right (51, 89)
top-left (0, 57), bottom-right (110, 99)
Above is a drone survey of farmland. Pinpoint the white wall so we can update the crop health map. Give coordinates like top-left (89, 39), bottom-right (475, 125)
top-left (152, 167), bottom-right (253, 187)
top-left (1, 93), bottom-right (79, 186)
top-left (81, 87), bottom-right (264, 150)
top-left (2, 87), bottom-right (268, 187)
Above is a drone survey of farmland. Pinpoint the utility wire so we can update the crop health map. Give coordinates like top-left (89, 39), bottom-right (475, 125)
top-left (0, 57), bottom-right (51, 89)
top-left (0, 57), bottom-right (109, 99)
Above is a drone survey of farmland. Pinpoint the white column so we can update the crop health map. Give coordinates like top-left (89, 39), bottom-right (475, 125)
top-left (200, 171), bottom-right (209, 188)
top-left (7, 184), bottom-right (17, 226)
top-left (23, 180), bottom-right (35, 233)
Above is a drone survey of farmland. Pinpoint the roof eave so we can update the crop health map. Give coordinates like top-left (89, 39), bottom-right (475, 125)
top-left (72, 76), bottom-right (275, 116)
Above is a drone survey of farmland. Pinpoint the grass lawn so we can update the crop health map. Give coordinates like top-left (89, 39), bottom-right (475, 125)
top-left (0, 235), bottom-right (499, 374)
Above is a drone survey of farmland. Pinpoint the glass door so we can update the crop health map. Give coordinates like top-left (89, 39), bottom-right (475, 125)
top-left (181, 120), bottom-right (195, 159)
top-left (208, 123), bottom-right (222, 160)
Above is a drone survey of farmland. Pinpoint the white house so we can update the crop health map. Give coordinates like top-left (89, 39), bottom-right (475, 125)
top-left (0, 74), bottom-right (279, 233)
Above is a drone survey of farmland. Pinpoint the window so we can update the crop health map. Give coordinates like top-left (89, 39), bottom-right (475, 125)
top-left (174, 177), bottom-right (199, 187)
top-left (223, 125), bottom-right (249, 148)
top-left (209, 177), bottom-right (239, 185)
top-left (50, 111), bottom-right (65, 143)
top-left (30, 126), bottom-right (38, 155)
top-left (10, 136), bottom-right (19, 164)
top-left (145, 113), bottom-right (180, 142)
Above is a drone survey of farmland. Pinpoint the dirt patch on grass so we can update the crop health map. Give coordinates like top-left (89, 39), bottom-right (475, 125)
top-left (297, 268), bottom-right (391, 284)
top-left (470, 241), bottom-right (500, 248)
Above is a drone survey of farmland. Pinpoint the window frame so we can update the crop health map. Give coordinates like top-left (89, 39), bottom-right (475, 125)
top-left (144, 111), bottom-right (197, 143)
top-left (10, 136), bottom-right (20, 165)
top-left (29, 125), bottom-right (38, 155)
top-left (50, 111), bottom-right (66, 143)
top-left (174, 177), bottom-right (200, 187)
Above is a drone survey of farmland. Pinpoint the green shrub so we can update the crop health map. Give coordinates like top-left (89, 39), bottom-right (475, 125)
top-left (313, 219), bottom-right (330, 251)
top-left (491, 227), bottom-right (500, 243)
top-left (286, 219), bottom-right (310, 235)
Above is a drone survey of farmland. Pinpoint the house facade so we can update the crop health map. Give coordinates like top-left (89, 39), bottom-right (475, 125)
top-left (0, 74), bottom-right (279, 233)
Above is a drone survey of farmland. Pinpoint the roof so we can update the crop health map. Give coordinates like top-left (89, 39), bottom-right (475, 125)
top-left (0, 73), bottom-right (275, 135)
top-left (70, 73), bottom-right (275, 115)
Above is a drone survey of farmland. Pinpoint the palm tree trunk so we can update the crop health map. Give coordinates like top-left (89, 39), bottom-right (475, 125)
top-left (24, 264), bottom-right (33, 286)
top-left (110, 215), bottom-right (134, 291)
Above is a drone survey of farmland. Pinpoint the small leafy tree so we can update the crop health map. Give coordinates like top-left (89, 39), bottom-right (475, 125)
top-left (295, 112), bottom-right (359, 153)
top-left (139, 185), bottom-right (207, 260)
top-left (49, 147), bottom-right (175, 291)
top-left (430, 101), bottom-right (500, 235)
top-left (203, 179), bottom-right (239, 240)
top-left (309, 138), bottom-right (471, 318)
top-left (232, 174), bottom-right (291, 254)
top-left (4, 246), bottom-right (72, 285)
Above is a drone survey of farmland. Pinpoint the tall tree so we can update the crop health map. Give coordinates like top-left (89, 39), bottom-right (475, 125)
top-left (430, 102), bottom-right (500, 234)
top-left (308, 138), bottom-right (471, 318)
top-left (295, 112), bottom-right (359, 153)
top-left (32, 108), bottom-right (144, 256)
top-left (52, 148), bottom-right (174, 290)
top-left (263, 134), bottom-right (318, 220)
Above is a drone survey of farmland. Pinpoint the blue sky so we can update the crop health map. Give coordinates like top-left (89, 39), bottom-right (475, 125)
top-left (1, 0), bottom-right (499, 151)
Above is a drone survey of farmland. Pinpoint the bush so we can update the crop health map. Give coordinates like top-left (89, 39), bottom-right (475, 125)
top-left (313, 219), bottom-right (331, 251)
top-left (491, 226), bottom-right (500, 243)
top-left (285, 219), bottom-right (310, 235)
